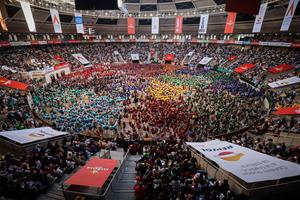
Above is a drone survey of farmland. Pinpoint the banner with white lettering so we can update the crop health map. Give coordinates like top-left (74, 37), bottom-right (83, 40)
top-left (0, 127), bottom-right (68, 144)
top-left (151, 17), bottom-right (159, 34)
top-left (72, 53), bottom-right (90, 65)
top-left (75, 12), bottom-right (84, 34)
top-left (198, 14), bottom-right (209, 34)
top-left (268, 76), bottom-right (300, 88)
top-left (20, 1), bottom-right (36, 32)
top-left (175, 16), bottom-right (183, 34)
top-left (281, 0), bottom-right (299, 31)
top-left (187, 140), bottom-right (300, 183)
top-left (252, 3), bottom-right (268, 33)
top-left (199, 57), bottom-right (213, 65)
top-left (50, 9), bottom-right (62, 33)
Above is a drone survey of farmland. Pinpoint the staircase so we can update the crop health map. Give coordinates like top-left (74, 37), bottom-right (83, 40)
top-left (112, 154), bottom-right (141, 200)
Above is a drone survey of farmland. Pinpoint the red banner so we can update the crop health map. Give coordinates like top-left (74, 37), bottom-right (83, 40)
top-left (268, 64), bottom-right (295, 74)
top-left (224, 12), bottom-right (237, 34)
top-left (228, 55), bottom-right (237, 61)
top-left (64, 158), bottom-right (118, 188)
top-left (128, 17), bottom-right (135, 35)
top-left (53, 62), bottom-right (70, 70)
top-left (274, 106), bottom-right (300, 115)
top-left (53, 55), bottom-right (63, 62)
top-left (165, 54), bottom-right (175, 61)
top-left (0, 77), bottom-right (29, 91)
top-left (175, 16), bottom-right (183, 34)
top-left (234, 63), bottom-right (255, 74)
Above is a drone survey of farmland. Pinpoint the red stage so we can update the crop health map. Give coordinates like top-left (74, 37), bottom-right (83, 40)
top-left (268, 64), bottom-right (295, 74)
top-left (0, 77), bottom-right (29, 91)
top-left (274, 106), bottom-right (300, 115)
top-left (64, 158), bottom-right (118, 188)
top-left (234, 63), bottom-right (255, 74)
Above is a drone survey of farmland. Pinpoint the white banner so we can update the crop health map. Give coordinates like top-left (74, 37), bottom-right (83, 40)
top-left (0, 127), bottom-right (68, 144)
top-left (1, 65), bottom-right (17, 73)
top-left (199, 57), bottom-right (213, 65)
top-left (281, 0), bottom-right (299, 31)
top-left (187, 140), bottom-right (300, 183)
top-left (72, 53), bottom-right (90, 65)
top-left (252, 3), bottom-right (268, 33)
top-left (20, 1), bottom-right (36, 32)
top-left (131, 54), bottom-right (139, 60)
top-left (268, 76), bottom-right (300, 88)
top-left (75, 12), bottom-right (84, 34)
top-left (151, 17), bottom-right (159, 34)
top-left (50, 9), bottom-right (62, 33)
top-left (198, 14), bottom-right (209, 34)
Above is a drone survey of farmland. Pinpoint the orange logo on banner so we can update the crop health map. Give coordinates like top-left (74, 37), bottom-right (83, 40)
top-left (224, 12), bottom-right (237, 34)
top-left (175, 16), bottom-right (183, 34)
top-left (218, 151), bottom-right (244, 161)
top-left (52, 15), bottom-right (60, 24)
top-left (128, 17), bottom-right (135, 35)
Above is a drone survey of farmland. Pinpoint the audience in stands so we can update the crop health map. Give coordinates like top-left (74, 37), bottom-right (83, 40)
top-left (0, 136), bottom-right (99, 199)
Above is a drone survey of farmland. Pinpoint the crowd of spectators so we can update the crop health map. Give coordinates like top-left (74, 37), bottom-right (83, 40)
top-left (135, 139), bottom-right (243, 200)
top-left (0, 136), bottom-right (100, 199)
top-left (224, 133), bottom-right (300, 164)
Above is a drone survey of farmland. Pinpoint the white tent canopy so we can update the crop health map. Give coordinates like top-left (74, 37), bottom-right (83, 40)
top-left (187, 140), bottom-right (300, 183)
top-left (0, 127), bottom-right (68, 144)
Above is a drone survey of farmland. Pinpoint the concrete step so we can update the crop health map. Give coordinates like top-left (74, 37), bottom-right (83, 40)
top-left (112, 191), bottom-right (136, 200)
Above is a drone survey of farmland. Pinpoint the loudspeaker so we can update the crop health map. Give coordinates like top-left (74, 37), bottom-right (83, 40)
top-left (225, 0), bottom-right (261, 15)
top-left (75, 0), bottom-right (119, 10)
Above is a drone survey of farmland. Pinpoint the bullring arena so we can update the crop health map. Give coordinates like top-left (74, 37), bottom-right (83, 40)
top-left (0, 0), bottom-right (299, 200)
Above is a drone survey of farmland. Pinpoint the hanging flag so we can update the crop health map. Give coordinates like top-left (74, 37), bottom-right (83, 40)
top-left (280, 0), bottom-right (299, 31)
top-left (75, 12), bottom-right (84, 34)
top-left (198, 14), bottom-right (209, 34)
top-left (175, 16), bottom-right (183, 34)
top-left (0, 9), bottom-right (8, 31)
top-left (151, 17), bottom-right (159, 34)
top-left (252, 3), bottom-right (268, 33)
top-left (128, 17), bottom-right (135, 35)
top-left (50, 9), bottom-right (62, 33)
top-left (224, 12), bottom-right (237, 34)
top-left (20, 1), bottom-right (36, 32)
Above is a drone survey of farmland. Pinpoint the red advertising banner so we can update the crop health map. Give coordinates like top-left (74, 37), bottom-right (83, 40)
top-left (175, 16), bottom-right (183, 34)
top-left (234, 63), bottom-right (255, 73)
top-left (53, 62), bottom-right (70, 70)
top-left (165, 54), bottom-right (175, 61)
top-left (274, 106), bottom-right (300, 115)
top-left (53, 55), bottom-right (63, 62)
top-left (0, 77), bottom-right (29, 91)
top-left (128, 17), bottom-right (135, 35)
top-left (224, 12), bottom-right (237, 34)
top-left (64, 158), bottom-right (118, 188)
top-left (268, 64), bottom-right (295, 74)
top-left (228, 55), bottom-right (237, 61)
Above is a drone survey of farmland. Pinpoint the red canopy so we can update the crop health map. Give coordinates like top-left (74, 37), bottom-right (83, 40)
top-left (227, 55), bottom-right (237, 61)
top-left (268, 64), bottom-right (295, 74)
top-left (274, 107), bottom-right (300, 115)
top-left (64, 158), bottom-right (118, 188)
top-left (234, 63), bottom-right (255, 74)
top-left (0, 77), bottom-right (29, 91)
top-left (165, 54), bottom-right (175, 61)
